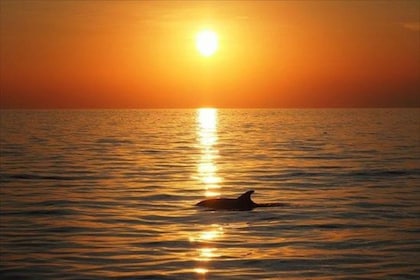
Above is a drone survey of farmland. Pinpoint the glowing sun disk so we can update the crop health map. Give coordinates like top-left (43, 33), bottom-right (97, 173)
top-left (196, 30), bottom-right (218, 56)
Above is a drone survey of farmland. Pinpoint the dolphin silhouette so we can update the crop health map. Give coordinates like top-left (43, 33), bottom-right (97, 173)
top-left (195, 190), bottom-right (285, 211)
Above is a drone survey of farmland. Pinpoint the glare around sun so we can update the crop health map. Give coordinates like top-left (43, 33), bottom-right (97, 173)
top-left (196, 30), bottom-right (218, 56)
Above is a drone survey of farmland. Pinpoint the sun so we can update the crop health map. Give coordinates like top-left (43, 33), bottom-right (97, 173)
top-left (196, 29), bottom-right (218, 57)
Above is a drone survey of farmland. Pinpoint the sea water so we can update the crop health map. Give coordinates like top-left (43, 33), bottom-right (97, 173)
top-left (1, 109), bottom-right (419, 279)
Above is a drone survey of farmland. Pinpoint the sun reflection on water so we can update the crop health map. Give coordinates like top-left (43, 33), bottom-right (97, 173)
top-left (189, 224), bottom-right (224, 278)
top-left (197, 108), bottom-right (221, 197)
top-left (191, 108), bottom-right (225, 278)
top-left (197, 248), bottom-right (217, 261)
top-left (189, 224), bottom-right (224, 243)
top-left (194, 267), bottom-right (208, 274)
top-left (198, 108), bottom-right (217, 130)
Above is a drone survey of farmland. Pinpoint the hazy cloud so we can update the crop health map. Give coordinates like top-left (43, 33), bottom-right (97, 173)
top-left (401, 21), bottom-right (420, 31)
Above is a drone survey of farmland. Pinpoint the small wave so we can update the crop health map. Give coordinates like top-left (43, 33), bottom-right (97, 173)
top-left (350, 169), bottom-right (415, 177)
top-left (251, 171), bottom-right (330, 181)
top-left (142, 194), bottom-right (179, 200)
top-left (96, 138), bottom-right (134, 145)
top-left (344, 169), bottom-right (420, 181)
top-left (8, 174), bottom-right (76, 180)
top-left (3, 208), bottom-right (75, 216)
top-left (1, 173), bottom-right (109, 181)
top-left (141, 149), bottom-right (163, 154)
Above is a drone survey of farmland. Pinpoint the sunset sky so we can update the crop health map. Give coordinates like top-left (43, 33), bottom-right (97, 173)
top-left (1, 0), bottom-right (419, 108)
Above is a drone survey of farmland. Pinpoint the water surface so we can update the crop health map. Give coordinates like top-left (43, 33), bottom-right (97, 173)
top-left (1, 109), bottom-right (419, 279)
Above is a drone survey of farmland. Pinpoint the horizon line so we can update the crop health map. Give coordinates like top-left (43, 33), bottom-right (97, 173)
top-left (1, 106), bottom-right (419, 110)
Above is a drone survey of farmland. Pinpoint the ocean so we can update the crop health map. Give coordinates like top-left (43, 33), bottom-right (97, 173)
top-left (0, 109), bottom-right (419, 279)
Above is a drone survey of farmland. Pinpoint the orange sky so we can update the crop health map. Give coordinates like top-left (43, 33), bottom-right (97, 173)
top-left (1, 1), bottom-right (419, 108)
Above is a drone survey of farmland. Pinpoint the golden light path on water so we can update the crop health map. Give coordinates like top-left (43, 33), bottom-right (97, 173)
top-left (197, 108), bottom-right (221, 197)
top-left (191, 108), bottom-right (223, 278)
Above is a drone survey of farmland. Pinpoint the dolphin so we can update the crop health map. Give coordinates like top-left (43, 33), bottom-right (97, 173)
top-left (195, 190), bottom-right (285, 211)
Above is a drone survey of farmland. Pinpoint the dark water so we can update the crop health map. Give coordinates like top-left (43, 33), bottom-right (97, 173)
top-left (1, 109), bottom-right (419, 279)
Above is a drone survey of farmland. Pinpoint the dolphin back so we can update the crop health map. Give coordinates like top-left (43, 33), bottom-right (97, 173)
top-left (195, 190), bottom-right (285, 211)
top-left (237, 190), bottom-right (255, 202)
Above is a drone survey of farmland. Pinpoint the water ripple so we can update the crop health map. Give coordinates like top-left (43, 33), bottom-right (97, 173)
top-left (1, 109), bottom-right (419, 279)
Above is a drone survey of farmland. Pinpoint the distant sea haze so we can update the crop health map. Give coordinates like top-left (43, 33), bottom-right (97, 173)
top-left (1, 109), bottom-right (419, 279)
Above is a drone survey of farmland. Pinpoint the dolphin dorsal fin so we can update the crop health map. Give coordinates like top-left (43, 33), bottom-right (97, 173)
top-left (237, 190), bottom-right (254, 201)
